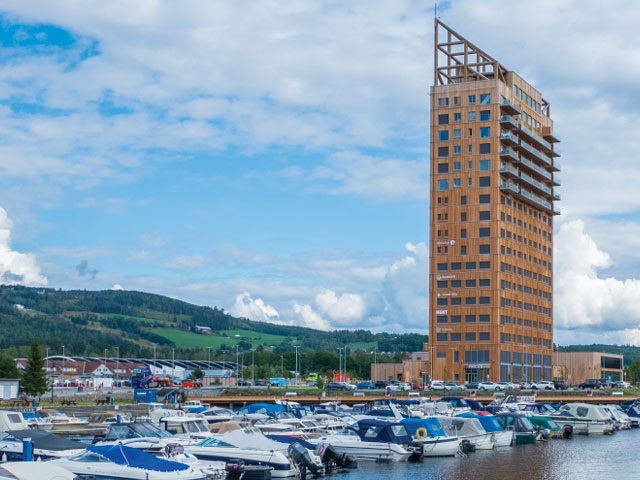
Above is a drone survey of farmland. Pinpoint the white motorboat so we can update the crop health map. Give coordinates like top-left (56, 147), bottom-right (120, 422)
top-left (0, 462), bottom-right (77, 480)
top-left (51, 444), bottom-right (206, 480)
top-left (436, 416), bottom-right (495, 450)
top-left (545, 403), bottom-right (614, 435)
top-left (0, 430), bottom-right (85, 462)
top-left (399, 418), bottom-right (460, 457)
top-left (37, 410), bottom-right (88, 431)
top-left (455, 414), bottom-right (514, 447)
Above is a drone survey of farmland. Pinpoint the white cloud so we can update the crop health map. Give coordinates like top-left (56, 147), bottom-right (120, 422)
top-left (315, 289), bottom-right (367, 326)
top-left (555, 220), bottom-right (640, 343)
top-left (230, 292), bottom-right (280, 323)
top-left (110, 283), bottom-right (124, 291)
top-left (0, 207), bottom-right (47, 286)
top-left (292, 302), bottom-right (331, 331)
top-left (159, 255), bottom-right (207, 271)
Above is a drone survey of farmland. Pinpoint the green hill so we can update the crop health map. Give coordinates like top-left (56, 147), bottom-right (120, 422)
top-left (0, 285), bottom-right (428, 359)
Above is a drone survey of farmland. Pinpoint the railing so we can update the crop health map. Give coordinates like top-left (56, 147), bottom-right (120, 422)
top-left (518, 171), bottom-right (552, 195)
top-left (516, 187), bottom-right (552, 211)
top-left (553, 176), bottom-right (561, 186)
top-left (500, 148), bottom-right (519, 162)
top-left (500, 97), bottom-right (522, 115)
top-left (500, 180), bottom-right (519, 194)
top-left (518, 155), bottom-right (552, 180)
top-left (500, 114), bottom-right (520, 130)
top-left (500, 163), bottom-right (518, 177)
top-left (518, 141), bottom-right (552, 167)
top-left (519, 124), bottom-right (552, 151)
top-left (553, 193), bottom-right (561, 201)
top-left (500, 130), bottom-right (519, 145)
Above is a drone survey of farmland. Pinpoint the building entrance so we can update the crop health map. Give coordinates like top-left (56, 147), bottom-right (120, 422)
top-left (465, 368), bottom-right (490, 383)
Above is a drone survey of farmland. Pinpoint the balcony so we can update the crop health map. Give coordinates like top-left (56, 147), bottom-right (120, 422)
top-left (553, 176), bottom-right (561, 187)
top-left (554, 208), bottom-right (561, 216)
top-left (552, 159), bottom-right (561, 172)
top-left (515, 187), bottom-right (553, 212)
top-left (500, 147), bottom-right (519, 162)
top-left (500, 97), bottom-right (522, 115)
top-left (553, 192), bottom-right (561, 201)
top-left (517, 141), bottom-right (552, 167)
top-left (500, 114), bottom-right (520, 130)
top-left (500, 163), bottom-right (519, 178)
top-left (518, 155), bottom-right (552, 181)
top-left (500, 180), bottom-right (519, 194)
top-left (500, 130), bottom-right (519, 146)
top-left (516, 171), bottom-right (552, 196)
top-left (518, 124), bottom-right (552, 152)
top-left (541, 126), bottom-right (560, 143)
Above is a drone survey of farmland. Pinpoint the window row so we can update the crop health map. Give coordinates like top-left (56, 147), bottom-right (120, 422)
top-left (500, 279), bottom-right (552, 302)
top-left (499, 333), bottom-right (552, 349)
top-left (438, 176), bottom-right (491, 191)
top-left (437, 159), bottom-right (491, 174)
top-left (438, 126), bottom-right (491, 141)
top-left (437, 210), bottom-right (491, 222)
top-left (436, 194), bottom-right (491, 206)
top-left (500, 211), bottom-right (552, 247)
top-left (436, 296), bottom-right (491, 307)
top-left (437, 227), bottom-right (491, 239)
top-left (500, 244), bottom-right (552, 267)
top-left (438, 143), bottom-right (491, 158)
top-left (437, 93), bottom-right (491, 109)
top-left (436, 332), bottom-right (490, 342)
top-left (437, 278), bottom-right (490, 288)
top-left (436, 313), bottom-right (491, 323)
top-left (437, 260), bottom-right (491, 271)
top-left (500, 232), bottom-right (552, 270)
top-left (500, 315), bottom-right (552, 332)
top-left (501, 195), bottom-right (553, 228)
top-left (500, 297), bottom-right (552, 318)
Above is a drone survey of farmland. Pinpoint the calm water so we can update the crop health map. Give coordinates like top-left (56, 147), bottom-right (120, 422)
top-left (339, 428), bottom-right (640, 480)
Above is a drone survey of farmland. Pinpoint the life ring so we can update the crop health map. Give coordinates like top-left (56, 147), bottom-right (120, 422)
top-left (416, 427), bottom-right (428, 439)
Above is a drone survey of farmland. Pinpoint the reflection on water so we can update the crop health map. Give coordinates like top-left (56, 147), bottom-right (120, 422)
top-left (343, 429), bottom-right (640, 480)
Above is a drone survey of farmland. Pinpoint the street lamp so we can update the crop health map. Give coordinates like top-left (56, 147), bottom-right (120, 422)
top-left (373, 347), bottom-right (377, 382)
top-left (115, 347), bottom-right (119, 385)
top-left (294, 346), bottom-right (299, 385)
top-left (336, 348), bottom-right (344, 382)
top-left (62, 345), bottom-right (65, 380)
top-left (251, 350), bottom-right (255, 386)
top-left (152, 343), bottom-right (157, 374)
top-left (172, 348), bottom-right (175, 382)
top-left (207, 347), bottom-right (212, 371)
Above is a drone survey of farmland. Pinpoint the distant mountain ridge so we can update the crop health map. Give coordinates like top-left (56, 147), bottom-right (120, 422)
top-left (0, 285), bottom-right (428, 358)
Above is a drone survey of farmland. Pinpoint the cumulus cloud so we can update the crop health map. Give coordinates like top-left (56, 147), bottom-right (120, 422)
top-left (292, 302), bottom-right (331, 331)
top-left (315, 290), bottom-right (367, 325)
top-left (0, 207), bottom-right (47, 286)
top-left (230, 292), bottom-right (280, 323)
top-left (555, 220), bottom-right (640, 343)
top-left (110, 283), bottom-right (124, 291)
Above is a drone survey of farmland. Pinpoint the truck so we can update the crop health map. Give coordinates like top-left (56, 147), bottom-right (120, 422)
top-left (131, 366), bottom-right (154, 389)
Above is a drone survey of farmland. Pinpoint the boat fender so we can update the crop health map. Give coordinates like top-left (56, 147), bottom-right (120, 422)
top-left (415, 427), bottom-right (428, 439)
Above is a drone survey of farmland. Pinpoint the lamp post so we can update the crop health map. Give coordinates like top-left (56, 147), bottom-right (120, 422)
top-left (294, 346), bottom-right (299, 385)
top-left (207, 347), bottom-right (212, 371)
top-left (115, 347), bottom-right (119, 386)
top-left (336, 348), bottom-right (344, 382)
top-left (251, 350), bottom-right (255, 386)
top-left (104, 348), bottom-right (108, 381)
top-left (172, 348), bottom-right (175, 382)
top-left (373, 347), bottom-right (377, 382)
top-left (281, 355), bottom-right (284, 377)
top-left (344, 346), bottom-right (348, 382)
top-left (62, 345), bottom-right (65, 381)
top-left (235, 345), bottom-right (240, 382)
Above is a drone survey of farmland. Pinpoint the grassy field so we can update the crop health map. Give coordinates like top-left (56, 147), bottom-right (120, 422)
top-left (100, 313), bottom-right (164, 325)
top-left (346, 341), bottom-right (377, 351)
top-left (154, 328), bottom-right (291, 349)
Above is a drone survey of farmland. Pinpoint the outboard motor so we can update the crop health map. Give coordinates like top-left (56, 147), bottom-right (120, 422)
top-left (314, 443), bottom-right (356, 472)
top-left (225, 459), bottom-right (245, 480)
top-left (460, 439), bottom-right (475, 454)
top-left (562, 425), bottom-right (574, 439)
top-left (288, 443), bottom-right (322, 479)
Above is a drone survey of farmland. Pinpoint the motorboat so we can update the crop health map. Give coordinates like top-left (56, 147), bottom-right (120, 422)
top-left (183, 429), bottom-right (302, 478)
top-left (436, 416), bottom-right (495, 450)
top-left (621, 404), bottom-right (640, 427)
top-left (51, 444), bottom-right (206, 479)
top-left (201, 407), bottom-right (236, 425)
top-left (600, 405), bottom-right (631, 430)
top-left (0, 430), bottom-right (85, 461)
top-left (493, 413), bottom-right (537, 444)
top-left (528, 416), bottom-right (573, 439)
top-left (0, 462), bottom-right (77, 480)
top-left (456, 413), bottom-right (515, 447)
top-left (37, 409), bottom-right (89, 431)
top-left (158, 416), bottom-right (211, 436)
top-left (21, 413), bottom-right (53, 432)
top-left (544, 403), bottom-right (614, 435)
top-left (400, 418), bottom-right (460, 457)
top-left (308, 419), bottom-right (413, 462)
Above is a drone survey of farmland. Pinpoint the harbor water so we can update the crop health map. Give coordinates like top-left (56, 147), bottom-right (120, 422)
top-left (344, 428), bottom-right (640, 480)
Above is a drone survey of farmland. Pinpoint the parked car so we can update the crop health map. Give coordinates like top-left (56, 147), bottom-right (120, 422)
top-left (428, 380), bottom-right (446, 391)
top-left (531, 381), bottom-right (554, 390)
top-left (372, 380), bottom-right (388, 389)
top-left (579, 379), bottom-right (602, 390)
top-left (612, 381), bottom-right (630, 389)
top-left (578, 378), bottom-right (602, 390)
top-left (553, 380), bottom-right (568, 390)
top-left (519, 381), bottom-right (533, 389)
top-left (236, 379), bottom-right (251, 387)
top-left (254, 379), bottom-right (267, 387)
top-left (444, 382), bottom-right (464, 391)
top-left (497, 382), bottom-right (519, 390)
top-left (389, 382), bottom-right (410, 391)
top-left (357, 381), bottom-right (374, 390)
top-left (325, 381), bottom-right (356, 390)
top-left (478, 381), bottom-right (500, 391)
top-left (410, 383), bottom-right (424, 391)
top-left (598, 378), bottom-right (613, 388)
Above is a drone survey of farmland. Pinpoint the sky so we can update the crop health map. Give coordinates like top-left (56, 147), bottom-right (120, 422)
top-left (1, 0), bottom-right (640, 345)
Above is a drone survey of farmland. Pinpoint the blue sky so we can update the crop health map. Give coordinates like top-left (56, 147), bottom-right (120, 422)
top-left (1, 1), bottom-right (640, 344)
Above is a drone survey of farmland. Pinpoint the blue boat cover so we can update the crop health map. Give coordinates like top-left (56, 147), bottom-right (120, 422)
top-left (86, 445), bottom-right (189, 472)
top-left (400, 418), bottom-right (447, 438)
top-left (187, 406), bottom-right (207, 414)
top-left (265, 435), bottom-right (315, 449)
top-left (236, 403), bottom-right (286, 415)
top-left (365, 409), bottom-right (395, 417)
top-left (350, 419), bottom-right (412, 445)
top-left (21, 413), bottom-right (41, 419)
top-left (456, 413), bottom-right (503, 432)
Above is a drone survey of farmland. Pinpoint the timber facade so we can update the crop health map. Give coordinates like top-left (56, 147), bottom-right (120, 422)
top-left (428, 21), bottom-right (560, 384)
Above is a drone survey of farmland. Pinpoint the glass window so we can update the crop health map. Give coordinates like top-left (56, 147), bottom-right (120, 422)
top-left (451, 262), bottom-right (462, 270)
top-left (461, 212), bottom-right (467, 221)
top-left (436, 333), bottom-right (448, 342)
top-left (465, 315), bottom-right (476, 324)
top-left (479, 210), bottom-right (490, 220)
top-left (438, 130), bottom-right (449, 141)
top-left (438, 114), bottom-right (449, 125)
top-left (451, 316), bottom-right (461, 324)
top-left (453, 145), bottom-right (461, 154)
top-left (466, 279), bottom-right (476, 287)
top-left (454, 129), bottom-right (461, 138)
top-left (451, 297), bottom-right (462, 305)
top-left (479, 244), bottom-right (490, 254)
top-left (453, 161), bottom-right (461, 171)
top-left (480, 110), bottom-right (490, 121)
top-left (451, 333), bottom-right (461, 342)
top-left (461, 229), bottom-right (467, 238)
top-left (454, 96), bottom-right (459, 105)
top-left (445, 97), bottom-right (449, 106)
top-left (479, 176), bottom-right (491, 187)
top-left (438, 146), bottom-right (449, 157)
top-left (480, 127), bottom-right (491, 138)
top-left (454, 112), bottom-right (461, 122)
top-left (438, 163), bottom-right (449, 174)
top-left (479, 194), bottom-right (490, 204)
top-left (479, 261), bottom-right (490, 269)
top-left (479, 143), bottom-right (491, 154)
top-left (438, 98), bottom-right (443, 107)
top-left (479, 314), bottom-right (490, 323)
top-left (451, 280), bottom-right (462, 287)
top-left (460, 245), bottom-right (467, 255)
top-left (479, 278), bottom-right (490, 287)
top-left (479, 227), bottom-right (490, 237)
top-left (453, 178), bottom-right (461, 188)
top-left (437, 263), bottom-right (447, 271)
top-left (466, 262), bottom-right (476, 270)
top-left (461, 195), bottom-right (467, 205)
top-left (468, 95), bottom-right (476, 104)
top-left (465, 332), bottom-right (476, 341)
top-left (479, 296), bottom-right (490, 304)
top-left (466, 297), bottom-right (476, 305)
top-left (468, 111), bottom-right (476, 121)
top-left (479, 160), bottom-right (490, 171)
top-left (479, 332), bottom-right (490, 341)
top-left (438, 179), bottom-right (449, 191)
top-left (437, 298), bottom-right (447, 306)
top-left (437, 280), bottom-right (447, 288)
top-left (480, 94), bottom-right (491, 105)
top-left (468, 144), bottom-right (472, 153)
top-left (437, 315), bottom-right (448, 323)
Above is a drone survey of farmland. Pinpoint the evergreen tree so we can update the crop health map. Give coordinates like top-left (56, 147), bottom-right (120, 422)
top-left (189, 368), bottom-right (205, 381)
top-left (21, 340), bottom-right (48, 397)
top-left (0, 352), bottom-right (19, 378)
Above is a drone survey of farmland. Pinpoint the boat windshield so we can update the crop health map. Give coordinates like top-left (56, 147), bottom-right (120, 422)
top-left (0, 433), bottom-right (20, 443)
top-left (197, 437), bottom-right (235, 448)
top-left (131, 423), bottom-right (173, 438)
top-left (68, 451), bottom-right (112, 463)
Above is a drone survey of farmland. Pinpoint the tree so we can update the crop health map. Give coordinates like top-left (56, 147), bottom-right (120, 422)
top-left (626, 358), bottom-right (640, 385)
top-left (0, 353), bottom-right (19, 378)
top-left (189, 368), bottom-right (205, 381)
top-left (21, 340), bottom-right (48, 397)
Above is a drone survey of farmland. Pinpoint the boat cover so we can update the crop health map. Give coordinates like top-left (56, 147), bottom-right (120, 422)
top-left (236, 403), bottom-right (286, 415)
top-left (494, 413), bottom-right (535, 433)
top-left (86, 445), bottom-right (189, 472)
top-left (215, 429), bottom-right (290, 452)
top-left (456, 414), bottom-right (504, 432)
top-left (350, 419), bottom-right (412, 444)
top-left (400, 418), bottom-right (447, 438)
top-left (5, 430), bottom-right (84, 451)
top-left (436, 416), bottom-right (487, 436)
top-left (265, 435), bottom-right (315, 449)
